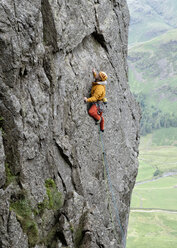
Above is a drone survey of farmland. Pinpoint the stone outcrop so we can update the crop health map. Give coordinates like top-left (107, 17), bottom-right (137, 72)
top-left (0, 0), bottom-right (140, 247)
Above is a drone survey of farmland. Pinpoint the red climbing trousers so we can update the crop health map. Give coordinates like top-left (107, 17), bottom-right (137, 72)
top-left (88, 104), bottom-right (104, 131)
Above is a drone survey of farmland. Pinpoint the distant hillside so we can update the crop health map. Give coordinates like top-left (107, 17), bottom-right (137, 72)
top-left (127, 0), bottom-right (177, 45)
top-left (128, 29), bottom-right (177, 135)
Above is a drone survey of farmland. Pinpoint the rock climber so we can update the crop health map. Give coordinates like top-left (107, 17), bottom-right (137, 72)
top-left (84, 69), bottom-right (108, 132)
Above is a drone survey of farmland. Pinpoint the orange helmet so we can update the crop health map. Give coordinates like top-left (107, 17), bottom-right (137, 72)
top-left (99, 71), bottom-right (108, 81)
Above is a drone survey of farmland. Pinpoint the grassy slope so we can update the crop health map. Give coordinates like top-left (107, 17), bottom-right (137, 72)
top-left (127, 129), bottom-right (177, 247)
top-left (131, 177), bottom-right (177, 210)
top-left (127, 212), bottom-right (177, 248)
top-left (137, 127), bottom-right (177, 182)
top-left (128, 0), bottom-right (177, 45)
top-left (128, 18), bottom-right (171, 46)
top-left (127, 1), bottom-right (177, 246)
top-left (128, 29), bottom-right (177, 114)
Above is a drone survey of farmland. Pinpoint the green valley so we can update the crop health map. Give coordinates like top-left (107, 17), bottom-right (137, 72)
top-left (128, 29), bottom-right (177, 135)
top-left (127, 0), bottom-right (177, 247)
top-left (128, 0), bottom-right (177, 45)
top-left (127, 212), bottom-right (177, 248)
top-left (127, 129), bottom-right (177, 247)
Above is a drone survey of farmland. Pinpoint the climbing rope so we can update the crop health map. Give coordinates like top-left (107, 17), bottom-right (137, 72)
top-left (101, 138), bottom-right (118, 242)
top-left (99, 130), bottom-right (126, 248)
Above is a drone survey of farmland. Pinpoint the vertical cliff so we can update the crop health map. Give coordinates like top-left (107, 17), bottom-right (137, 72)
top-left (0, 0), bottom-right (140, 247)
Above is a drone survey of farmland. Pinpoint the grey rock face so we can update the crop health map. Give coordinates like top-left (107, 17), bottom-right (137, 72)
top-left (0, 131), bottom-right (5, 187)
top-left (0, 0), bottom-right (140, 247)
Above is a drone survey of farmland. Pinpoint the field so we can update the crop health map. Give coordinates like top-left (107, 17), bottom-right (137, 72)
top-left (126, 129), bottom-right (177, 247)
top-left (131, 177), bottom-right (177, 210)
top-left (137, 128), bottom-right (177, 182)
top-left (127, 212), bottom-right (177, 248)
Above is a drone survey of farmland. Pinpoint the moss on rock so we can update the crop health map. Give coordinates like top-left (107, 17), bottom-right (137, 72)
top-left (45, 178), bottom-right (63, 211)
top-left (9, 178), bottom-right (63, 247)
top-left (10, 193), bottom-right (39, 247)
top-left (4, 163), bottom-right (17, 188)
top-left (74, 211), bottom-right (88, 248)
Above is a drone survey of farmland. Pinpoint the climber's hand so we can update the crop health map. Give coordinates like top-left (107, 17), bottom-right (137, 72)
top-left (92, 68), bottom-right (96, 74)
top-left (84, 97), bottom-right (88, 103)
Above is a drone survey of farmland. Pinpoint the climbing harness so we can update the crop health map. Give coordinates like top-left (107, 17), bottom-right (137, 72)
top-left (99, 130), bottom-right (126, 248)
top-left (95, 100), bottom-right (107, 114)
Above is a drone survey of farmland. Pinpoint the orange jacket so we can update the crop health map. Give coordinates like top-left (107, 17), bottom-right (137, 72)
top-left (87, 82), bottom-right (106, 103)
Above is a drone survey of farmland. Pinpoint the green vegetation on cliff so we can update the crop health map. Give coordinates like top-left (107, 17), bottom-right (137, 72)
top-left (10, 192), bottom-right (39, 247)
top-left (45, 178), bottom-right (63, 211)
top-left (10, 179), bottom-right (63, 247)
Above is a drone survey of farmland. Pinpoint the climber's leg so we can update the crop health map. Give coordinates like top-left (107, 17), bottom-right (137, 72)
top-left (100, 113), bottom-right (104, 132)
top-left (88, 104), bottom-right (101, 121)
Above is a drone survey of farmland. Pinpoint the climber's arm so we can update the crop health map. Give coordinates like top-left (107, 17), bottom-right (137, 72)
top-left (87, 85), bottom-right (103, 102)
top-left (92, 69), bottom-right (97, 79)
